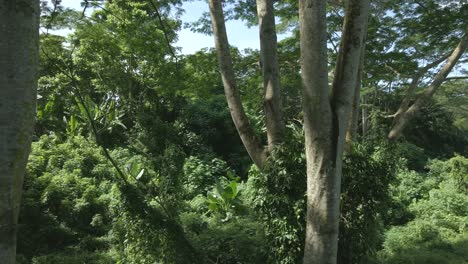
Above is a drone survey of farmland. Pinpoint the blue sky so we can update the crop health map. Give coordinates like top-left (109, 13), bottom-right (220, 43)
top-left (59, 0), bottom-right (263, 54)
top-left (176, 1), bottom-right (262, 54)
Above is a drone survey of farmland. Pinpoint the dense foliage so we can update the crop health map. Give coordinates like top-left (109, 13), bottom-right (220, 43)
top-left (375, 156), bottom-right (468, 264)
top-left (15, 0), bottom-right (468, 263)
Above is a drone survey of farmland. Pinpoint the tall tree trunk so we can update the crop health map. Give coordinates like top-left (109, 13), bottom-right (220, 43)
top-left (0, 1), bottom-right (39, 263)
top-left (300, 0), bottom-right (370, 263)
top-left (345, 45), bottom-right (366, 145)
top-left (300, 0), bottom-right (336, 262)
top-left (208, 0), bottom-right (266, 168)
top-left (388, 31), bottom-right (468, 140)
top-left (256, 0), bottom-right (284, 150)
top-left (361, 94), bottom-right (368, 136)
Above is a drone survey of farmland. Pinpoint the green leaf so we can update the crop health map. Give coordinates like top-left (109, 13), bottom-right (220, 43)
top-left (207, 193), bottom-right (220, 203)
top-left (223, 186), bottom-right (234, 200)
top-left (208, 203), bottom-right (219, 211)
top-left (215, 181), bottom-right (223, 198)
top-left (108, 109), bottom-right (116, 122)
top-left (229, 180), bottom-right (238, 198)
top-left (44, 98), bottom-right (55, 115)
top-left (136, 169), bottom-right (145, 180)
top-left (130, 163), bottom-right (139, 176)
top-left (76, 98), bottom-right (86, 117)
top-left (113, 120), bottom-right (127, 129)
top-left (69, 115), bottom-right (78, 132)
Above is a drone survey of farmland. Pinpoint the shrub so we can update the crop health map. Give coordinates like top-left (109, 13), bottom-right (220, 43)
top-left (377, 155), bottom-right (468, 264)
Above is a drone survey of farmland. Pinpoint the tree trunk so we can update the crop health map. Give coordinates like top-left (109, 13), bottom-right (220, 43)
top-left (361, 94), bottom-right (368, 136)
top-left (256, 0), bottom-right (284, 150)
top-left (300, 0), bottom-right (336, 262)
top-left (208, 0), bottom-right (266, 168)
top-left (388, 31), bottom-right (468, 140)
top-left (0, 0), bottom-right (39, 263)
top-left (300, 0), bottom-right (370, 263)
top-left (345, 45), bottom-right (366, 145)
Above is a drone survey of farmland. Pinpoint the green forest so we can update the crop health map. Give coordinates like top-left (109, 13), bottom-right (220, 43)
top-left (1, 0), bottom-right (467, 263)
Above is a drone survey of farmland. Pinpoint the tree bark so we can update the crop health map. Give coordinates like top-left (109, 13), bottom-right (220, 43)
top-left (256, 0), bottom-right (284, 150)
top-left (0, 1), bottom-right (39, 263)
top-left (388, 31), bottom-right (468, 140)
top-left (208, 0), bottom-right (266, 168)
top-left (345, 44), bottom-right (366, 145)
top-left (300, 0), bottom-right (370, 263)
top-left (300, 0), bottom-right (335, 262)
top-left (361, 94), bottom-right (368, 136)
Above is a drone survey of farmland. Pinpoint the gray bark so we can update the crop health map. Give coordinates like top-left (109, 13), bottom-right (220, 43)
top-left (300, 0), bottom-right (370, 263)
top-left (208, 0), bottom-right (267, 168)
top-left (256, 0), bottom-right (284, 150)
top-left (361, 95), bottom-right (368, 136)
top-left (300, 0), bottom-right (335, 262)
top-left (388, 32), bottom-right (468, 140)
top-left (346, 44), bottom-right (366, 145)
top-left (0, 0), bottom-right (39, 263)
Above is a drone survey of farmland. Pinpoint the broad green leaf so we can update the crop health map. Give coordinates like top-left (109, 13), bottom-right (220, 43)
top-left (136, 169), bottom-right (145, 180)
top-left (229, 180), bottom-right (238, 198)
top-left (208, 203), bottom-right (219, 211)
top-left (215, 181), bottom-right (223, 199)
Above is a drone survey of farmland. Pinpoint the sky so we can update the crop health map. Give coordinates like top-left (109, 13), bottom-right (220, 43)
top-left (59, 0), bottom-right (266, 54)
top-left (53, 1), bottom-right (466, 74)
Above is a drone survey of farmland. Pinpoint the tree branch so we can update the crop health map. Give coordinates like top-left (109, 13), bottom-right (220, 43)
top-left (391, 52), bottom-right (452, 118)
top-left (388, 31), bottom-right (468, 139)
top-left (208, 0), bottom-right (266, 168)
top-left (328, 0), bottom-right (345, 7)
top-left (346, 41), bottom-right (367, 146)
top-left (328, 33), bottom-right (339, 55)
top-left (445, 76), bottom-right (468, 81)
top-left (256, 0), bottom-right (284, 150)
top-left (331, 0), bottom-right (370, 152)
top-left (148, 0), bottom-right (177, 61)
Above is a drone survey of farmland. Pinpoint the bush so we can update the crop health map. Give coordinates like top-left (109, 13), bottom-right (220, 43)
top-left (182, 214), bottom-right (267, 264)
top-left (27, 251), bottom-right (114, 264)
top-left (18, 135), bottom-right (114, 260)
top-left (180, 172), bottom-right (266, 264)
top-left (338, 142), bottom-right (400, 264)
top-left (19, 135), bottom-right (196, 264)
top-left (377, 155), bottom-right (468, 264)
top-left (183, 156), bottom-right (228, 199)
top-left (245, 125), bottom-right (306, 264)
top-left (244, 125), bottom-right (400, 264)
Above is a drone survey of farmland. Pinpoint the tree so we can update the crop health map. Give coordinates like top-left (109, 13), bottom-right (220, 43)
top-left (300, 0), bottom-right (370, 263)
top-left (0, 0), bottom-right (40, 263)
top-left (208, 0), bottom-right (370, 263)
top-left (388, 32), bottom-right (468, 139)
top-left (350, 1), bottom-right (468, 140)
top-left (257, 0), bottom-right (284, 151)
top-left (208, 0), bottom-right (283, 169)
